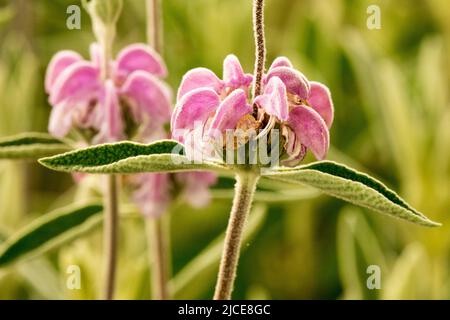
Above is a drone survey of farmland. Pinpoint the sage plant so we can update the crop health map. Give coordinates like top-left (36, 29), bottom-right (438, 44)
top-left (39, 0), bottom-right (439, 300)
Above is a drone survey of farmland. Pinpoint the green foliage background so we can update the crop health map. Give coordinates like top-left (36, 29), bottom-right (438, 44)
top-left (0, 0), bottom-right (449, 299)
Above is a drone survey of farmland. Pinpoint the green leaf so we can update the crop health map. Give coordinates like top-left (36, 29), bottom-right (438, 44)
top-left (39, 139), bottom-right (228, 174)
top-left (0, 202), bottom-right (103, 267)
top-left (263, 160), bottom-right (439, 227)
top-left (0, 132), bottom-right (71, 159)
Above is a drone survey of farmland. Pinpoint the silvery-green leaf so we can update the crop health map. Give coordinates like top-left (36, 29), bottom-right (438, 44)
top-left (263, 161), bottom-right (439, 227)
top-left (39, 140), bottom-right (228, 174)
top-left (0, 132), bottom-right (71, 159)
top-left (0, 202), bottom-right (103, 267)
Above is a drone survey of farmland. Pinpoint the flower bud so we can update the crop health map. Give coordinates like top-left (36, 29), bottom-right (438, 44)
top-left (82, 0), bottom-right (123, 48)
top-left (83, 0), bottom-right (123, 26)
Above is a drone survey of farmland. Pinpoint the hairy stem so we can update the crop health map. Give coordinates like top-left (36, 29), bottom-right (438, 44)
top-left (252, 0), bottom-right (266, 99)
top-left (214, 172), bottom-right (260, 300)
top-left (102, 175), bottom-right (119, 300)
top-left (147, 215), bottom-right (171, 299)
top-left (146, 0), bottom-right (163, 55)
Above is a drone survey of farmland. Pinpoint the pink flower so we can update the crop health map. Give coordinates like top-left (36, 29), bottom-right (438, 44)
top-left (171, 55), bottom-right (334, 166)
top-left (45, 43), bottom-right (172, 143)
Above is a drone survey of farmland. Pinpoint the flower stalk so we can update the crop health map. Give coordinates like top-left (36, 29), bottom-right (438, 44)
top-left (213, 0), bottom-right (266, 300)
top-left (146, 0), bottom-right (171, 300)
top-left (252, 0), bottom-right (266, 99)
top-left (146, 0), bottom-right (163, 55)
top-left (102, 174), bottom-right (119, 300)
top-left (147, 215), bottom-right (171, 299)
top-left (214, 171), bottom-right (259, 300)
top-left (87, 0), bottom-right (123, 300)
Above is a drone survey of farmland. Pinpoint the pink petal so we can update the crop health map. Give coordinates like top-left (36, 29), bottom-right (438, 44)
top-left (121, 70), bottom-right (172, 125)
top-left (48, 101), bottom-right (76, 137)
top-left (254, 76), bottom-right (288, 121)
top-left (269, 56), bottom-right (293, 70)
top-left (176, 172), bottom-right (217, 207)
top-left (94, 80), bottom-right (124, 143)
top-left (89, 43), bottom-right (101, 69)
top-left (288, 105), bottom-right (330, 160)
top-left (49, 97), bottom-right (96, 138)
top-left (115, 44), bottom-right (168, 83)
top-left (45, 51), bottom-right (83, 93)
top-left (308, 81), bottom-right (334, 128)
top-left (177, 68), bottom-right (224, 101)
top-left (132, 173), bottom-right (171, 218)
top-left (171, 88), bottom-right (220, 132)
top-left (223, 54), bottom-right (253, 89)
top-left (266, 66), bottom-right (310, 100)
top-left (49, 61), bottom-right (100, 106)
top-left (207, 89), bottom-right (252, 137)
top-left (281, 125), bottom-right (306, 167)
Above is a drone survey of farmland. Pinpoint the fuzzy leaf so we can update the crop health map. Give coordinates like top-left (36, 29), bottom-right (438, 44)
top-left (263, 161), bottom-right (439, 227)
top-left (0, 132), bottom-right (71, 159)
top-left (0, 202), bottom-right (103, 267)
top-left (39, 139), bottom-right (228, 174)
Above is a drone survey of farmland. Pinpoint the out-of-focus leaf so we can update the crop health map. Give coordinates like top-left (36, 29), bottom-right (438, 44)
top-left (0, 5), bottom-right (13, 26)
top-left (0, 132), bottom-right (71, 159)
top-left (0, 229), bottom-right (6, 242)
top-left (337, 208), bottom-right (388, 300)
top-left (17, 259), bottom-right (64, 299)
top-left (0, 202), bottom-right (103, 267)
top-left (39, 140), bottom-right (228, 174)
top-left (337, 209), bottom-right (364, 299)
top-left (264, 161), bottom-right (439, 227)
top-left (0, 228), bottom-right (64, 299)
top-left (170, 204), bottom-right (267, 299)
top-left (381, 243), bottom-right (430, 299)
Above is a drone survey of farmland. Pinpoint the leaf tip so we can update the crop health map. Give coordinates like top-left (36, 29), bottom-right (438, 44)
top-left (425, 220), bottom-right (442, 228)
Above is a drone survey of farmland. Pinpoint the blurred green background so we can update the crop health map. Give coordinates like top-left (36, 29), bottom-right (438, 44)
top-left (0, 0), bottom-right (449, 299)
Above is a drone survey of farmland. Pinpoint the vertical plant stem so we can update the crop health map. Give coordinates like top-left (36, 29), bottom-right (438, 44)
top-left (214, 172), bottom-right (259, 300)
top-left (252, 0), bottom-right (266, 99)
top-left (97, 14), bottom-right (119, 300)
top-left (102, 174), bottom-right (119, 300)
top-left (147, 215), bottom-right (171, 300)
top-left (146, 0), bottom-right (163, 55)
top-left (146, 0), bottom-right (171, 300)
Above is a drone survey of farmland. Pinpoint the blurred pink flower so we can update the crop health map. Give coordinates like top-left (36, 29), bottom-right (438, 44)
top-left (46, 43), bottom-right (217, 217)
top-left (45, 43), bottom-right (171, 143)
top-left (171, 55), bottom-right (334, 166)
